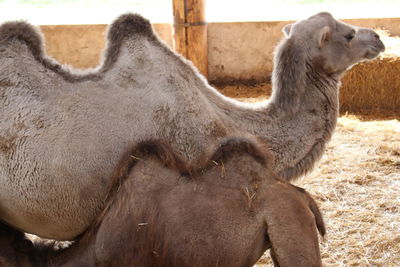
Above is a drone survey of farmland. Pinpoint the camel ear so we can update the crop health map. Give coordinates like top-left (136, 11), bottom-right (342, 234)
top-left (318, 26), bottom-right (331, 48)
top-left (283, 24), bottom-right (292, 37)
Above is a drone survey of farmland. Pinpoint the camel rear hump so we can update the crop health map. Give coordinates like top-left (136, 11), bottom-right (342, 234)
top-left (106, 13), bottom-right (153, 43)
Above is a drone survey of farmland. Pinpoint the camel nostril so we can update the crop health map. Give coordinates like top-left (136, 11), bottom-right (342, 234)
top-left (374, 34), bottom-right (380, 40)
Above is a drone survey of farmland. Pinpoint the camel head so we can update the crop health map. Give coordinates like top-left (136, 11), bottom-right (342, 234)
top-left (283, 12), bottom-right (385, 74)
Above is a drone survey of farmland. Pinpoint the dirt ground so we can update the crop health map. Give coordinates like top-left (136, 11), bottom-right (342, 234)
top-left (215, 84), bottom-right (400, 267)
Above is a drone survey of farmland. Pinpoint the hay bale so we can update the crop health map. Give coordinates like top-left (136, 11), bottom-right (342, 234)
top-left (340, 30), bottom-right (400, 115)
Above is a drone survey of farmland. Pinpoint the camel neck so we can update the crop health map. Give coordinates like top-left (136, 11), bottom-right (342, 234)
top-left (213, 56), bottom-right (340, 181)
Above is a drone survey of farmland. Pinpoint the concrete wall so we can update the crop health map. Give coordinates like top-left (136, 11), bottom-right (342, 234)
top-left (40, 23), bottom-right (172, 69)
top-left (207, 21), bottom-right (290, 83)
top-left (38, 17), bottom-right (400, 81)
top-left (207, 17), bottom-right (400, 83)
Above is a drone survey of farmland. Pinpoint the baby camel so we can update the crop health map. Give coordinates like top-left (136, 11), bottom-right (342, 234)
top-left (1, 137), bottom-right (325, 267)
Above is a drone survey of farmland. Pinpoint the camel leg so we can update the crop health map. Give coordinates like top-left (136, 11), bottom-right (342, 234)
top-left (0, 223), bottom-right (23, 266)
top-left (263, 184), bottom-right (324, 267)
top-left (0, 223), bottom-right (34, 252)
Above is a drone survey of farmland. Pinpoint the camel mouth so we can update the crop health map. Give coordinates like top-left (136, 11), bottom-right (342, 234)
top-left (364, 45), bottom-right (385, 60)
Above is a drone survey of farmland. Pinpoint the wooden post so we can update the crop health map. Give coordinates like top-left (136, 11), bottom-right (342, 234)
top-left (173, 0), bottom-right (208, 77)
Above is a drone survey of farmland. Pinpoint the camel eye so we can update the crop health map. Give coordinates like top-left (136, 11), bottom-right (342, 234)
top-left (345, 32), bottom-right (355, 42)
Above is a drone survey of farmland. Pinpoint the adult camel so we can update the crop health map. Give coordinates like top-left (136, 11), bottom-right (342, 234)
top-left (0, 12), bottom-right (384, 240)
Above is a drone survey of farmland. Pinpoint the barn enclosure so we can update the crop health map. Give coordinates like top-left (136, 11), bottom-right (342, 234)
top-left (0, 0), bottom-right (399, 266)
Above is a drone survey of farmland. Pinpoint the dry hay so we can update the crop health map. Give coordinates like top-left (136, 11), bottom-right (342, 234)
top-left (340, 30), bottom-right (400, 115)
top-left (293, 115), bottom-right (398, 267)
top-left (255, 114), bottom-right (398, 266)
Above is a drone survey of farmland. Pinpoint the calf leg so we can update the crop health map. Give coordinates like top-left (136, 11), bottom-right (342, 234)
top-left (0, 223), bottom-right (26, 266)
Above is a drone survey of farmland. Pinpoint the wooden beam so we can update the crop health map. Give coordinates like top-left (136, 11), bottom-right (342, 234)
top-left (172, 0), bottom-right (208, 77)
top-left (172, 0), bottom-right (187, 57)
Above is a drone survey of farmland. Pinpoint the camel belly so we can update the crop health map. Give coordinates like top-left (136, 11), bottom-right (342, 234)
top-left (0, 133), bottom-right (118, 240)
top-left (0, 105), bottom-right (137, 239)
top-left (0, 170), bottom-right (108, 240)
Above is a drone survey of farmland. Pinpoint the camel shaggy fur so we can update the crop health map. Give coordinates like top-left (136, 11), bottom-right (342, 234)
top-left (0, 138), bottom-right (325, 267)
top-left (0, 12), bottom-right (384, 240)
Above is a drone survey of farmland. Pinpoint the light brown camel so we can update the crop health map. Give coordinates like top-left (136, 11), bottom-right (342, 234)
top-left (0, 12), bottom-right (384, 240)
top-left (0, 138), bottom-right (325, 267)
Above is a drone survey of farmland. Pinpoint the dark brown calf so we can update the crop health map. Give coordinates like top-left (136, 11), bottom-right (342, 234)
top-left (1, 137), bottom-right (325, 267)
